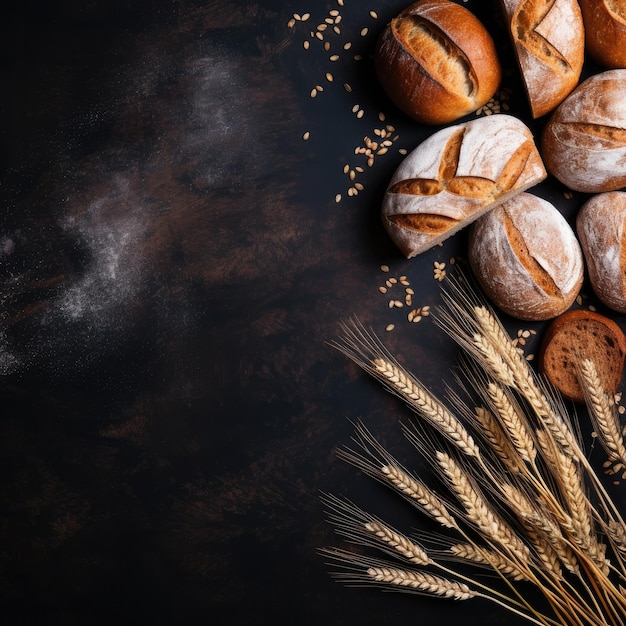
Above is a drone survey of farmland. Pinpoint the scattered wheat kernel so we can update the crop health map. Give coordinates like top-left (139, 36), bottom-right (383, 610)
top-left (379, 112), bottom-right (386, 121)
top-left (385, 279), bottom-right (393, 288)
top-left (316, 85), bottom-right (324, 92)
top-left (325, 17), bottom-right (334, 24)
top-left (330, 54), bottom-right (340, 61)
top-left (370, 10), bottom-right (379, 19)
top-left (294, 13), bottom-right (302, 21)
top-left (344, 82), bottom-right (353, 92)
top-left (310, 88), bottom-right (318, 97)
top-left (405, 295), bottom-right (412, 306)
top-left (354, 54), bottom-right (363, 60)
top-left (324, 41), bottom-right (331, 51)
top-left (355, 166), bottom-right (364, 173)
top-left (377, 147), bottom-right (388, 155)
top-left (406, 287), bottom-right (414, 295)
top-left (349, 170), bottom-right (356, 181)
top-left (316, 32), bottom-right (324, 40)
top-left (343, 164), bottom-right (350, 174)
top-left (325, 72), bottom-right (333, 82)
top-left (422, 306), bottom-right (430, 314)
top-left (303, 40), bottom-right (310, 49)
top-left (589, 305), bottom-right (597, 312)
top-left (389, 277), bottom-right (398, 284)
top-left (318, 23), bottom-right (328, 31)
top-left (386, 324), bottom-right (395, 332)
top-left (344, 42), bottom-right (352, 50)
top-left (526, 354), bottom-right (535, 361)
top-left (355, 182), bottom-right (364, 190)
top-left (399, 148), bottom-right (408, 155)
top-left (413, 315), bottom-right (422, 323)
top-left (338, 0), bottom-right (344, 5)
top-left (288, 18), bottom-right (296, 28)
top-left (335, 193), bottom-right (342, 203)
top-left (302, 12), bottom-right (310, 21)
top-left (302, 131), bottom-right (310, 140)
top-left (576, 295), bottom-right (583, 305)
top-left (388, 300), bottom-right (395, 308)
top-left (381, 264), bottom-right (390, 272)
top-left (352, 104), bottom-right (360, 113)
top-left (357, 110), bottom-right (364, 118)
top-left (335, 15), bottom-right (342, 24)
top-left (333, 26), bottom-right (341, 34)
top-left (361, 27), bottom-right (369, 36)
top-left (367, 157), bottom-right (374, 167)
top-left (399, 275), bottom-right (409, 285)
top-left (379, 286), bottom-right (388, 294)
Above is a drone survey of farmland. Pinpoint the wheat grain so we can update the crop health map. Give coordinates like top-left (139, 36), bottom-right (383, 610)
top-left (366, 566), bottom-right (477, 600)
top-left (381, 464), bottom-right (458, 530)
top-left (436, 452), bottom-right (529, 562)
top-left (450, 543), bottom-right (528, 581)
top-left (486, 382), bottom-right (536, 464)
top-left (372, 357), bottom-right (481, 459)
top-left (364, 521), bottom-right (433, 566)
top-left (580, 358), bottom-right (626, 466)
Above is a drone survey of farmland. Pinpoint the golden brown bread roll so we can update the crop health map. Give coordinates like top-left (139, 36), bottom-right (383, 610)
top-left (541, 69), bottom-right (626, 193)
top-left (382, 114), bottom-right (546, 258)
top-left (538, 309), bottom-right (626, 403)
top-left (579, 0), bottom-right (626, 68)
top-left (468, 193), bottom-right (583, 321)
top-left (576, 191), bottom-right (626, 313)
top-left (374, 0), bottom-right (502, 124)
top-left (499, 0), bottom-right (584, 118)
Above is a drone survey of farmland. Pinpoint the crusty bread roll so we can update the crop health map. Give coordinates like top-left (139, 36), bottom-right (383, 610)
top-left (579, 0), bottom-right (626, 68)
top-left (467, 193), bottom-right (583, 321)
top-left (538, 309), bottom-right (626, 403)
top-left (576, 191), bottom-right (626, 313)
top-left (541, 70), bottom-right (626, 193)
top-left (375, 0), bottom-right (502, 124)
top-left (499, 0), bottom-right (584, 118)
top-left (382, 114), bottom-right (546, 258)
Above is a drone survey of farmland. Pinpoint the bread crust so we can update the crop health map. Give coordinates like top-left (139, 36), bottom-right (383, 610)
top-left (468, 193), bottom-right (583, 321)
top-left (538, 309), bottom-right (626, 403)
top-left (579, 0), bottom-right (626, 68)
top-left (382, 114), bottom-right (546, 258)
top-left (541, 69), bottom-right (626, 193)
top-left (577, 191), bottom-right (626, 313)
top-left (499, 0), bottom-right (584, 118)
top-left (375, 0), bottom-right (502, 124)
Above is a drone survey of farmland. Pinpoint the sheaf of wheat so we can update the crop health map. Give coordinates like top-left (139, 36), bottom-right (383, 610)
top-left (321, 273), bottom-right (626, 626)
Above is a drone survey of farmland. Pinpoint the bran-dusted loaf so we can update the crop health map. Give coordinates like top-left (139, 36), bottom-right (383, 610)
top-left (375, 0), bottom-right (502, 124)
top-left (499, 0), bottom-right (584, 118)
top-left (576, 191), bottom-right (626, 313)
top-left (382, 114), bottom-right (546, 258)
top-left (467, 193), bottom-right (583, 321)
top-left (541, 69), bottom-right (626, 193)
top-left (538, 310), bottom-right (626, 403)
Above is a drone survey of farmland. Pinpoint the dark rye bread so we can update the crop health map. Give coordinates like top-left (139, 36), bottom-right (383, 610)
top-left (538, 309), bottom-right (626, 403)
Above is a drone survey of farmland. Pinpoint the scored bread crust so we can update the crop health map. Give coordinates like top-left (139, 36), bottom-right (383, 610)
top-left (579, 0), bottom-right (626, 68)
top-left (541, 69), bottom-right (626, 193)
top-left (576, 191), bottom-right (626, 313)
top-left (538, 309), bottom-right (626, 403)
top-left (468, 193), bottom-right (583, 321)
top-left (375, 0), bottom-right (502, 124)
top-left (499, 0), bottom-right (584, 118)
top-left (382, 114), bottom-right (547, 258)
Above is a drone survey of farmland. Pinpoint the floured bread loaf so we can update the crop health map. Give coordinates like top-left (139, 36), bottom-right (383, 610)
top-left (382, 114), bottom-right (546, 258)
top-left (375, 0), bottom-right (502, 124)
top-left (499, 0), bottom-right (584, 118)
top-left (467, 193), bottom-right (583, 321)
top-left (579, 0), bottom-right (626, 68)
top-left (576, 191), bottom-right (626, 313)
top-left (538, 309), bottom-right (626, 403)
top-left (541, 69), bottom-right (626, 192)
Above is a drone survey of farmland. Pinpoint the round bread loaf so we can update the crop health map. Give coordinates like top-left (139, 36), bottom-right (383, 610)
top-left (374, 0), bottom-right (502, 124)
top-left (579, 0), bottom-right (626, 68)
top-left (576, 191), bottom-right (626, 313)
top-left (467, 193), bottom-right (583, 321)
top-left (538, 309), bottom-right (626, 403)
top-left (382, 114), bottom-right (546, 257)
top-left (498, 0), bottom-right (584, 118)
top-left (541, 69), bottom-right (626, 193)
